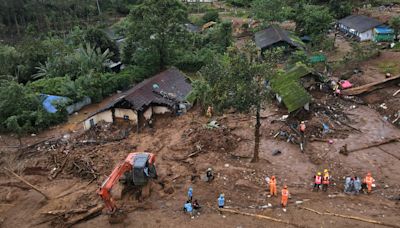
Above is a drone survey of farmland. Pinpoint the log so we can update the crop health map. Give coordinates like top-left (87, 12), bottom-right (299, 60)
top-left (298, 206), bottom-right (400, 228)
top-left (218, 208), bottom-right (305, 228)
top-left (4, 168), bottom-right (51, 200)
top-left (65, 204), bottom-right (103, 227)
top-left (347, 138), bottom-right (400, 153)
top-left (341, 75), bottom-right (400, 96)
top-left (393, 89), bottom-right (400, 97)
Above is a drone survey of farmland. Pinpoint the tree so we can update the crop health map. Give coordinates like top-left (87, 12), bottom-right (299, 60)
top-left (294, 5), bottom-right (333, 38)
top-left (125, 0), bottom-right (188, 70)
top-left (202, 10), bottom-right (219, 24)
top-left (328, 0), bottom-right (352, 19)
top-left (251, 0), bottom-right (291, 22)
top-left (84, 28), bottom-right (120, 61)
top-left (198, 43), bottom-right (282, 162)
top-left (389, 16), bottom-right (400, 41)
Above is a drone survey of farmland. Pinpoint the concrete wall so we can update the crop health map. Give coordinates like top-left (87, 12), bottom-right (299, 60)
top-left (115, 108), bottom-right (138, 123)
top-left (83, 110), bottom-right (113, 130)
top-left (143, 107), bottom-right (153, 120)
top-left (153, 106), bottom-right (171, 114)
top-left (359, 30), bottom-right (373, 41)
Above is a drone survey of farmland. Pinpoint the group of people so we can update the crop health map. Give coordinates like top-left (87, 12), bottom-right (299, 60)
top-left (313, 169), bottom-right (331, 192)
top-left (265, 176), bottom-right (290, 212)
top-left (183, 187), bottom-right (201, 217)
top-left (344, 172), bottom-right (375, 194)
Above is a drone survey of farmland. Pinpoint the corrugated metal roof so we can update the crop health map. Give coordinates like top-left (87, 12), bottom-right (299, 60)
top-left (86, 68), bottom-right (192, 119)
top-left (254, 25), bottom-right (300, 50)
top-left (338, 15), bottom-right (382, 33)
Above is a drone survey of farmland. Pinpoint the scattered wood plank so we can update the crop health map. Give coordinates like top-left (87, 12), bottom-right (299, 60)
top-left (347, 138), bottom-right (400, 153)
top-left (341, 75), bottom-right (400, 96)
top-left (4, 168), bottom-right (51, 200)
top-left (218, 208), bottom-right (305, 228)
top-left (298, 206), bottom-right (400, 228)
top-left (65, 204), bottom-right (103, 227)
top-left (393, 89), bottom-right (400, 97)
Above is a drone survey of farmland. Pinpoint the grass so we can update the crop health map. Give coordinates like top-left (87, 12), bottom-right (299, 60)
top-left (378, 61), bottom-right (400, 75)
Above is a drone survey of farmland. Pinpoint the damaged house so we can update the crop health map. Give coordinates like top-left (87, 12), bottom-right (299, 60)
top-left (83, 68), bottom-right (192, 131)
top-left (254, 25), bottom-right (303, 53)
top-left (270, 63), bottom-right (319, 113)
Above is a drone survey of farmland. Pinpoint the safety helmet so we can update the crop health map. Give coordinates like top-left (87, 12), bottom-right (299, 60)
top-left (317, 172), bottom-right (321, 175)
top-left (207, 168), bottom-right (212, 171)
top-left (301, 121), bottom-right (305, 124)
top-left (324, 169), bottom-right (328, 173)
top-left (283, 185), bottom-right (288, 189)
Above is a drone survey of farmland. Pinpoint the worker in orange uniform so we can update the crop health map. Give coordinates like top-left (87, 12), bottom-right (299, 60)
top-left (322, 175), bottom-right (329, 192)
top-left (281, 185), bottom-right (289, 212)
top-left (269, 176), bottom-right (277, 197)
top-left (363, 172), bottom-right (375, 194)
top-left (299, 121), bottom-right (306, 135)
top-left (313, 172), bottom-right (322, 191)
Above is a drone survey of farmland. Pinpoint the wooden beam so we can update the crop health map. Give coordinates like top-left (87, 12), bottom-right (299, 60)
top-left (341, 75), bottom-right (400, 96)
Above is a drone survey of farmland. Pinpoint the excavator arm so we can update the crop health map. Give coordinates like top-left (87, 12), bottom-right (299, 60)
top-left (98, 161), bottom-right (132, 213)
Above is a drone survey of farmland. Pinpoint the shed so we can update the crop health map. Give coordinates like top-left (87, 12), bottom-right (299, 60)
top-left (270, 64), bottom-right (313, 113)
top-left (373, 26), bottom-right (395, 42)
top-left (40, 94), bottom-right (70, 114)
top-left (254, 25), bottom-right (302, 51)
top-left (83, 68), bottom-right (192, 130)
top-left (337, 15), bottom-right (383, 41)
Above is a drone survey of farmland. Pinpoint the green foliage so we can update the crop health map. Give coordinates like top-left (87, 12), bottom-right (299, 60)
top-left (287, 50), bottom-right (310, 67)
top-left (226, 0), bottom-right (253, 7)
top-left (84, 28), bottom-right (120, 61)
top-left (389, 16), bottom-right (400, 39)
top-left (125, 0), bottom-right (188, 70)
top-left (202, 10), bottom-right (219, 23)
top-left (294, 5), bottom-right (333, 38)
top-left (28, 77), bottom-right (83, 102)
top-left (328, 0), bottom-right (352, 19)
top-left (0, 80), bottom-right (67, 134)
top-left (203, 21), bottom-right (233, 53)
top-left (251, 0), bottom-right (292, 22)
top-left (0, 44), bottom-right (20, 77)
top-left (174, 48), bottom-right (217, 72)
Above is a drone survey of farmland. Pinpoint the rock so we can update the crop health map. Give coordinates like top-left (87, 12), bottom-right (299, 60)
top-left (224, 164), bottom-right (230, 168)
top-left (295, 201), bottom-right (303, 204)
top-left (384, 184), bottom-right (389, 189)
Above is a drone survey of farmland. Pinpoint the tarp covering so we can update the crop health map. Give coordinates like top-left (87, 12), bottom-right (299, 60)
top-left (40, 94), bottom-right (70, 113)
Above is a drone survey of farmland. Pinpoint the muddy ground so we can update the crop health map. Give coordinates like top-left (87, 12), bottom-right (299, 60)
top-left (1, 88), bottom-right (400, 228)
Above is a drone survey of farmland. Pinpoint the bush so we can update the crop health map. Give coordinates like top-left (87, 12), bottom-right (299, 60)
top-left (202, 10), bottom-right (219, 23)
top-left (174, 48), bottom-right (216, 72)
top-left (28, 77), bottom-right (83, 102)
top-left (0, 44), bottom-right (20, 76)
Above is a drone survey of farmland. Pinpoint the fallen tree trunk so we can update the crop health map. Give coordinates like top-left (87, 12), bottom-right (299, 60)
top-left (341, 75), bottom-right (400, 96)
top-left (218, 208), bottom-right (304, 228)
top-left (347, 138), bottom-right (400, 153)
top-left (299, 206), bottom-right (400, 228)
top-left (4, 168), bottom-right (51, 200)
top-left (65, 204), bottom-right (103, 227)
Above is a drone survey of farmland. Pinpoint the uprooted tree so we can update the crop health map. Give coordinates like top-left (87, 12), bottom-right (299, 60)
top-left (195, 43), bottom-right (281, 162)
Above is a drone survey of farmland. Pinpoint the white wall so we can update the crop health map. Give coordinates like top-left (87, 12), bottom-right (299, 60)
top-left (153, 106), bottom-right (171, 114)
top-left (143, 107), bottom-right (153, 120)
top-left (114, 108), bottom-right (138, 123)
top-left (359, 30), bottom-right (373, 41)
top-left (83, 110), bottom-right (113, 130)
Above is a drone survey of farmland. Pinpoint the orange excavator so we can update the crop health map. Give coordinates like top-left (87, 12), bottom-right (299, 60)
top-left (98, 152), bottom-right (157, 213)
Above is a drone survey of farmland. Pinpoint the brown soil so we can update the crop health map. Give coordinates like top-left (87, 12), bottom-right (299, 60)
top-left (1, 95), bottom-right (400, 228)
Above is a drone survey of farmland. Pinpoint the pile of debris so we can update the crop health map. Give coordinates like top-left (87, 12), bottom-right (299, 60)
top-left (77, 121), bottom-right (131, 144)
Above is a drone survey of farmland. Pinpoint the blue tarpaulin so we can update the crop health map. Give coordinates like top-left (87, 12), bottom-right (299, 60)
top-left (40, 94), bottom-right (70, 113)
top-left (374, 26), bottom-right (394, 34)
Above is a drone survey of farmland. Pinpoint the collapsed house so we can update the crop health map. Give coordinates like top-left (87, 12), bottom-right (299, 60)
top-left (83, 68), bottom-right (192, 131)
top-left (270, 63), bottom-right (318, 113)
top-left (254, 25), bottom-right (303, 53)
top-left (336, 15), bottom-right (385, 41)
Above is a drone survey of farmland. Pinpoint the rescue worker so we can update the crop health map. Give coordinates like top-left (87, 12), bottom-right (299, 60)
top-left (192, 199), bottom-right (201, 210)
top-left (281, 185), bottom-right (289, 212)
top-left (344, 176), bottom-right (352, 193)
top-left (299, 121), bottom-right (306, 135)
top-left (188, 187), bottom-right (193, 202)
top-left (323, 169), bottom-right (329, 178)
top-left (218, 194), bottom-right (225, 208)
top-left (206, 106), bottom-right (213, 118)
top-left (183, 200), bottom-right (193, 215)
top-left (269, 176), bottom-right (277, 197)
top-left (353, 176), bottom-right (361, 194)
top-left (322, 174), bottom-right (329, 192)
top-left (313, 172), bottom-right (322, 191)
top-left (363, 172), bottom-right (375, 194)
top-left (206, 168), bottom-right (214, 182)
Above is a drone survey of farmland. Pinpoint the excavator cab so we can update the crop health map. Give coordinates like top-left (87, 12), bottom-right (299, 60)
top-left (132, 153), bottom-right (157, 185)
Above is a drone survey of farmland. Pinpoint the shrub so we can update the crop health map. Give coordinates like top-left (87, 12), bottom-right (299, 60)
top-left (202, 10), bottom-right (219, 23)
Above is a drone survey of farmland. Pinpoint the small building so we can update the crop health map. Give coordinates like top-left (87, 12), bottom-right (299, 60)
top-left (373, 26), bottom-right (395, 42)
top-left (337, 15), bottom-right (383, 41)
top-left (83, 68), bottom-right (192, 131)
top-left (254, 25), bottom-right (303, 53)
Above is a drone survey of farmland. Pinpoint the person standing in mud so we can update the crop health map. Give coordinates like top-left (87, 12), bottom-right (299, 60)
top-left (281, 185), bottom-right (289, 212)
top-left (188, 187), bottom-right (193, 202)
top-left (313, 172), bottom-right (322, 191)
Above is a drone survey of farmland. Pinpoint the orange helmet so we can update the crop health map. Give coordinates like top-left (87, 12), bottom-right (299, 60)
top-left (283, 185), bottom-right (288, 189)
